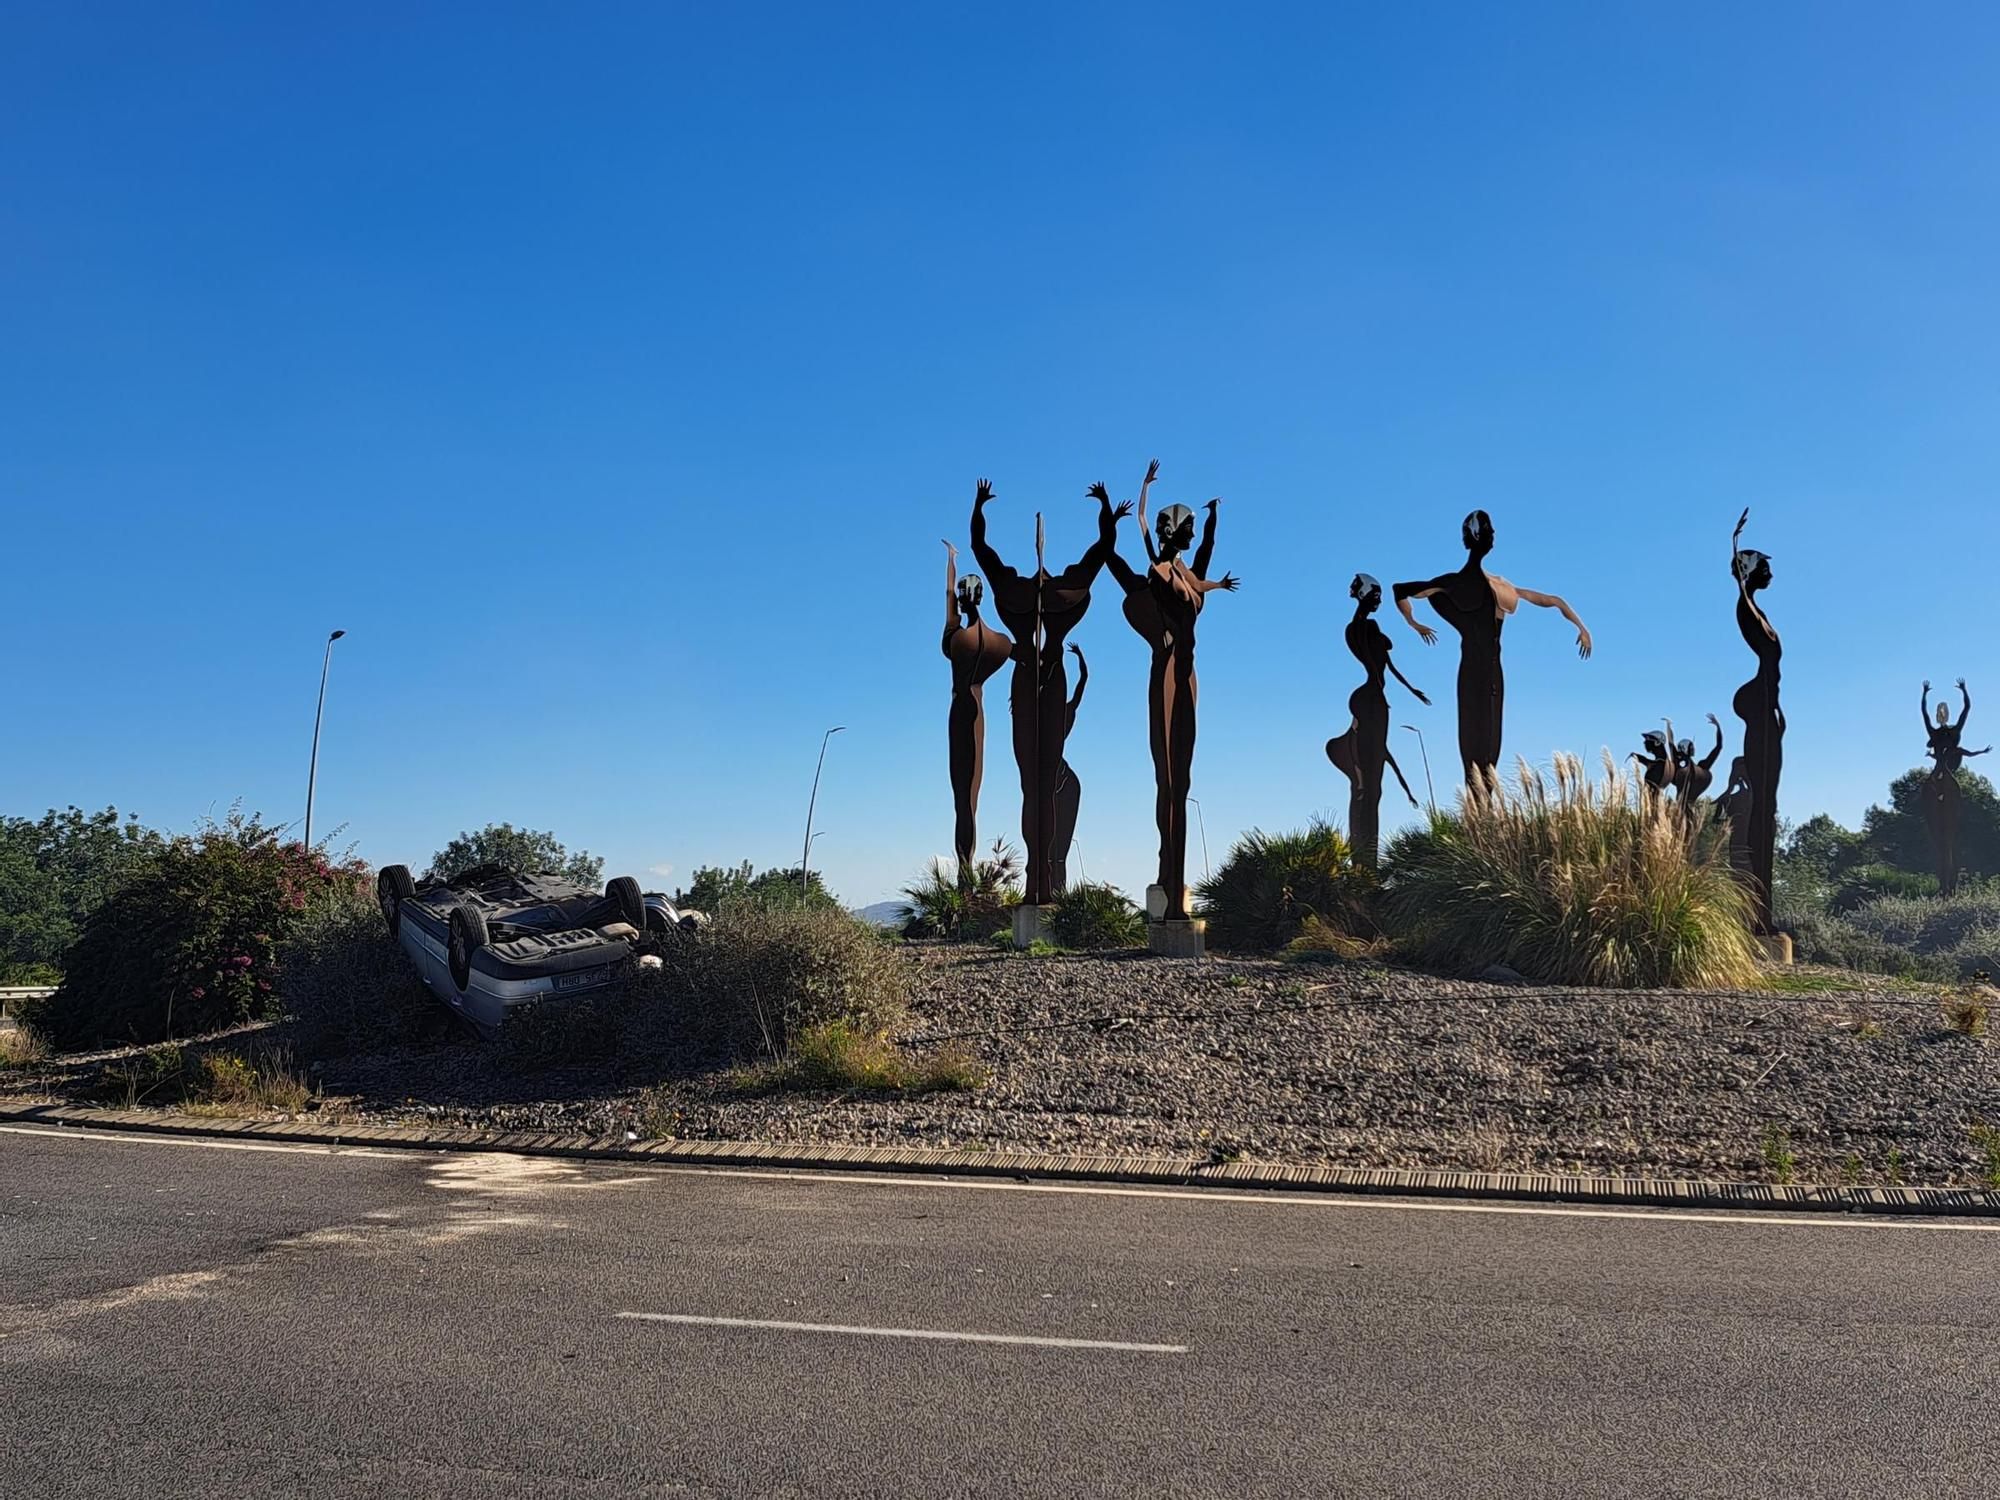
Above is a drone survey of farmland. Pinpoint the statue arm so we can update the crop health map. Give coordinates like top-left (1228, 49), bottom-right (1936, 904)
top-left (1384, 645), bottom-right (1429, 706)
top-left (1512, 586), bottom-right (1593, 659)
top-left (942, 541), bottom-right (959, 639)
top-left (1066, 645), bottom-right (1088, 723)
top-left (1702, 715), bottom-right (1724, 771)
top-left (1384, 747), bottom-right (1420, 809)
top-left (1959, 680), bottom-right (1972, 730)
top-left (1195, 571), bottom-right (1239, 594)
top-left (1392, 576), bottom-right (1446, 645)
top-left (1192, 499), bottom-right (1220, 578)
top-left (968, 479), bottom-right (1017, 587)
top-left (1137, 459), bottom-right (1160, 565)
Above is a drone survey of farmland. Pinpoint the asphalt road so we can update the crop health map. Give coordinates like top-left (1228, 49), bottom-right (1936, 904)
top-left (2, 1125), bottom-right (1996, 1498)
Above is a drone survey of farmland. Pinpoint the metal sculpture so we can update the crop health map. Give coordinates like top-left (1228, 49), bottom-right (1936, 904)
top-left (1326, 573), bottom-right (1428, 867)
top-left (969, 477), bottom-right (1127, 907)
top-left (1673, 715), bottom-right (1726, 826)
top-left (941, 540), bottom-right (1013, 880)
top-left (1393, 511), bottom-right (1591, 788)
top-left (1922, 679), bottom-right (1989, 897)
top-left (1634, 726), bottom-right (1674, 799)
top-left (1101, 460), bottom-right (1237, 923)
top-left (1728, 509), bottom-right (1784, 931)
top-left (1050, 644), bottom-right (1088, 894)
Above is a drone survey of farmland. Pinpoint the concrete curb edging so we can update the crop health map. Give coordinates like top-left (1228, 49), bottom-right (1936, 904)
top-left (6, 1103), bottom-right (1998, 1217)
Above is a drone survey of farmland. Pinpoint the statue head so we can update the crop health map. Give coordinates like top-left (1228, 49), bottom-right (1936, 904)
top-left (1155, 503), bottom-right (1196, 556)
top-left (1732, 548), bottom-right (1773, 590)
top-left (1462, 509), bottom-right (1495, 557)
top-left (1641, 729), bottom-right (1667, 757)
top-left (1349, 572), bottom-right (1382, 612)
top-left (1676, 738), bottom-right (1696, 761)
top-left (1939, 702), bottom-right (1953, 728)
top-left (955, 574), bottom-right (984, 613)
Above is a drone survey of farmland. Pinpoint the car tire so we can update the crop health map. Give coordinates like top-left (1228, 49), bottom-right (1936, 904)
top-left (448, 903), bottom-right (489, 993)
top-left (378, 865), bottom-right (415, 937)
top-left (606, 876), bottom-right (644, 929)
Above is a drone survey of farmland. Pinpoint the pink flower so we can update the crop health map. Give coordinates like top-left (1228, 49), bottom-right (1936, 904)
top-left (191, 987), bottom-right (205, 999)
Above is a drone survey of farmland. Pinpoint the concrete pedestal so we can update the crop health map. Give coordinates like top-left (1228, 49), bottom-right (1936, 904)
top-left (1148, 918), bottom-right (1207, 958)
top-left (1757, 931), bottom-right (1795, 966)
top-left (1012, 904), bottom-right (1055, 950)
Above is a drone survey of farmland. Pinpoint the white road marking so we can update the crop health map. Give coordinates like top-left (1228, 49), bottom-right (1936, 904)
top-left (616, 1310), bottom-right (1187, 1354)
top-left (8, 1124), bottom-right (1996, 1233)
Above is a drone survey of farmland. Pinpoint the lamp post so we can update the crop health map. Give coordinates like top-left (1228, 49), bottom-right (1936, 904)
top-left (304, 629), bottom-right (346, 851)
top-left (801, 726), bottom-right (845, 895)
top-left (1401, 724), bottom-right (1437, 818)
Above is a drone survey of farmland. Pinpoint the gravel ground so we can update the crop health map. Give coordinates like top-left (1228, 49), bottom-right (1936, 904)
top-left (8, 947), bottom-right (1998, 1187)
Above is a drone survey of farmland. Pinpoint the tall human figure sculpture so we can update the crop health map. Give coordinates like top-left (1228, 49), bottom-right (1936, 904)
top-left (1100, 460), bottom-right (1237, 923)
top-left (969, 477), bottom-right (1127, 907)
top-left (940, 540), bottom-right (1013, 881)
top-left (1673, 715), bottom-right (1726, 828)
top-left (1325, 573), bottom-right (1428, 868)
top-left (1049, 644), bottom-right (1088, 894)
top-left (1728, 509), bottom-right (1784, 931)
top-left (1393, 511), bottom-right (1592, 789)
top-left (1921, 679), bottom-right (1989, 897)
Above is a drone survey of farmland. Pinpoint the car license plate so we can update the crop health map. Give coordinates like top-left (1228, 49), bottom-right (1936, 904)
top-left (552, 966), bottom-right (610, 994)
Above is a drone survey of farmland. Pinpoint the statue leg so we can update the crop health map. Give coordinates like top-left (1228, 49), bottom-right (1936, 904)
top-left (1455, 653), bottom-right (1482, 785)
top-left (1009, 662), bottom-right (1043, 904)
top-left (1162, 652), bottom-right (1198, 920)
top-left (1052, 763), bottom-right (1080, 895)
top-left (948, 691), bottom-right (980, 879)
top-left (1030, 657), bottom-right (1069, 907)
top-left (1149, 652), bottom-right (1171, 891)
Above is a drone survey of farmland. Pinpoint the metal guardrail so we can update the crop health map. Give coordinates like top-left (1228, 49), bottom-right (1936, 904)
top-left (0, 985), bottom-right (56, 1019)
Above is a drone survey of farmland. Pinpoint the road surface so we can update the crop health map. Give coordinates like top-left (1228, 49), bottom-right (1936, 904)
top-left (2, 1124), bottom-right (1995, 1497)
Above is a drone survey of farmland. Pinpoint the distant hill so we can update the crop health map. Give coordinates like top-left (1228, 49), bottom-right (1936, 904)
top-left (853, 900), bottom-right (905, 929)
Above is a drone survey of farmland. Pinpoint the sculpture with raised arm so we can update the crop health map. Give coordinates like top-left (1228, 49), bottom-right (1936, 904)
top-left (1326, 573), bottom-right (1428, 868)
top-left (1921, 678), bottom-right (1989, 897)
top-left (1101, 460), bottom-right (1237, 924)
top-left (1392, 510), bottom-right (1590, 789)
top-left (1050, 644), bottom-right (1089, 894)
top-left (1672, 714), bottom-right (1726, 827)
top-left (969, 477), bottom-right (1127, 907)
top-left (1634, 725), bottom-right (1674, 801)
top-left (1728, 509), bottom-right (1784, 932)
top-left (940, 540), bottom-right (1013, 881)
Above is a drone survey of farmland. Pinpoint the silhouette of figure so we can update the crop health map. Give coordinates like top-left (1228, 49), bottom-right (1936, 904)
top-left (1634, 726), bottom-right (1674, 799)
top-left (1102, 460), bottom-right (1238, 922)
top-left (970, 477), bottom-right (1128, 906)
top-left (1325, 573), bottom-right (1428, 868)
top-left (1393, 511), bottom-right (1591, 788)
top-left (1729, 509), bottom-right (1784, 932)
top-left (940, 541), bottom-right (1013, 881)
top-left (1050, 644), bottom-right (1089, 894)
top-left (1921, 678), bottom-right (1990, 897)
top-left (1673, 714), bottom-right (1726, 825)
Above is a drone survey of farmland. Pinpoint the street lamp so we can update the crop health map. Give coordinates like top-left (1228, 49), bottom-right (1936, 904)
top-left (1401, 725), bottom-right (1437, 818)
top-left (800, 726), bottom-right (845, 895)
top-left (304, 629), bottom-right (346, 851)
top-left (1186, 796), bottom-right (1212, 883)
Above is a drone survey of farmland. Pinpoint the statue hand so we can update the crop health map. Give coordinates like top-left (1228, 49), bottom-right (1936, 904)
top-left (1111, 500), bottom-right (1134, 521)
top-left (1217, 572), bottom-right (1240, 591)
top-left (1924, 679), bottom-right (1932, 692)
top-left (1144, 457), bottom-right (1161, 485)
top-left (1732, 506), bottom-right (1749, 542)
top-left (1205, 497), bottom-right (1220, 514)
top-left (1958, 677), bottom-right (1968, 691)
top-left (942, 538), bottom-right (957, 558)
top-left (1414, 622), bottom-right (1438, 646)
top-left (1086, 482), bottom-right (1110, 504)
top-left (1067, 643), bottom-right (1082, 659)
top-left (975, 478), bottom-right (994, 506)
top-left (1576, 626), bottom-right (1593, 660)
top-left (1413, 688), bottom-right (1432, 707)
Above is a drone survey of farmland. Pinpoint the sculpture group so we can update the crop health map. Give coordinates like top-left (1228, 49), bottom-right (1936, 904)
top-left (938, 477), bottom-right (1961, 955)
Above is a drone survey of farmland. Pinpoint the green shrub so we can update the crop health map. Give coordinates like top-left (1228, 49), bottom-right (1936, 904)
top-left (897, 842), bottom-right (1022, 940)
top-left (28, 810), bottom-right (366, 1051)
top-left (1781, 904), bottom-right (1953, 981)
top-left (1195, 821), bottom-right (1374, 953)
top-left (679, 860), bottom-right (843, 915)
top-left (1381, 753), bottom-right (1761, 988)
top-left (733, 1020), bottom-right (987, 1094)
top-left (0, 1025), bottom-right (47, 1069)
top-left (1830, 863), bottom-right (1938, 914)
top-left (94, 1040), bottom-right (313, 1113)
top-left (1048, 882), bottom-right (1146, 949)
top-left (280, 882), bottom-right (442, 1059)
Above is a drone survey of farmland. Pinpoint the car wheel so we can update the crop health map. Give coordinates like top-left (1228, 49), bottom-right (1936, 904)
top-left (606, 876), bottom-right (644, 929)
top-left (448, 903), bottom-right (489, 992)
top-left (378, 865), bottom-right (415, 937)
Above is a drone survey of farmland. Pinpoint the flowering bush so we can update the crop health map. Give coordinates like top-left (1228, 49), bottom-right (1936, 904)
top-left (24, 810), bottom-right (367, 1051)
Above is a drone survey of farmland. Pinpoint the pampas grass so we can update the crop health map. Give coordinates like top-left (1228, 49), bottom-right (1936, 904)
top-left (1382, 751), bottom-right (1762, 989)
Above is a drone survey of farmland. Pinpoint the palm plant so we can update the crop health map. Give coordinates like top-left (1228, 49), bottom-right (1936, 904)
top-left (897, 841), bottom-right (1023, 941)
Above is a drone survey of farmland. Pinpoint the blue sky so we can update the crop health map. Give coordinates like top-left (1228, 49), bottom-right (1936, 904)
top-left (5, 3), bottom-right (1998, 906)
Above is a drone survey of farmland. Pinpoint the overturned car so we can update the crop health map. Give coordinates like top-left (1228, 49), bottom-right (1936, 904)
top-left (376, 863), bottom-right (700, 1034)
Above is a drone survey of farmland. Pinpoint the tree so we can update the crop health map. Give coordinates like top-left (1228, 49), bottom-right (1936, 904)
top-left (0, 806), bottom-right (165, 981)
top-left (424, 823), bottom-right (604, 887)
top-left (677, 861), bottom-right (839, 912)
top-left (1859, 769), bottom-right (2000, 885)
top-left (1774, 812), bottom-right (1865, 911)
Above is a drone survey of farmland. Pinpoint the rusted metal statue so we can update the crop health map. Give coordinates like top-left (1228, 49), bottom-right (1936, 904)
top-left (1326, 573), bottom-right (1427, 868)
top-left (969, 477), bottom-right (1128, 907)
top-left (1101, 460), bottom-right (1237, 923)
top-left (1634, 725), bottom-right (1674, 800)
top-left (1922, 679), bottom-right (1989, 897)
top-left (1673, 715), bottom-right (1726, 827)
top-left (1393, 511), bottom-right (1591, 788)
top-left (1729, 509), bottom-right (1784, 931)
top-left (941, 540), bottom-right (1013, 880)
